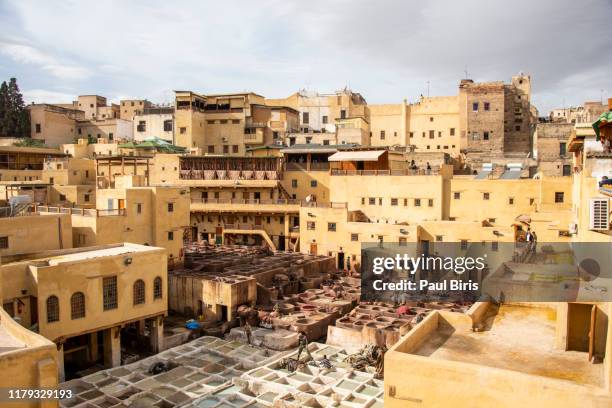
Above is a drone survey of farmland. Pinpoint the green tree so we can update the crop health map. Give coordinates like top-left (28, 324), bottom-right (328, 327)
top-left (0, 78), bottom-right (30, 138)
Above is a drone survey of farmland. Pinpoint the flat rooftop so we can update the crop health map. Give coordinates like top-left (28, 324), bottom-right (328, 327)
top-left (412, 305), bottom-right (603, 387)
top-left (45, 243), bottom-right (160, 265)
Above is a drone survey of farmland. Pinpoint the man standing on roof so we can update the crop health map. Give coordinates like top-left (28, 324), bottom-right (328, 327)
top-left (296, 331), bottom-right (312, 361)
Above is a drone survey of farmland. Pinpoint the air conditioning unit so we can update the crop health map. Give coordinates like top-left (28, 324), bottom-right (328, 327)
top-left (589, 198), bottom-right (610, 230)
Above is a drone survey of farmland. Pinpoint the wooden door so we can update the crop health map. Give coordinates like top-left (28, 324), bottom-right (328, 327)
top-left (118, 199), bottom-right (125, 210)
top-left (310, 242), bottom-right (318, 255)
top-left (588, 305), bottom-right (597, 361)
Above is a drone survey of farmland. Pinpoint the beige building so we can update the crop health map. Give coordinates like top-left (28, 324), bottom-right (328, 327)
top-left (28, 104), bottom-right (84, 147)
top-left (0, 145), bottom-right (66, 183)
top-left (0, 307), bottom-right (59, 408)
top-left (1, 243), bottom-right (168, 381)
top-left (133, 106), bottom-right (174, 142)
top-left (0, 213), bottom-right (72, 258)
top-left (119, 99), bottom-right (152, 120)
top-left (534, 122), bottom-right (574, 176)
top-left (368, 75), bottom-right (535, 162)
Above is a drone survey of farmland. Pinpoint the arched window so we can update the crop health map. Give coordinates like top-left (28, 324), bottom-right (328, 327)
top-left (46, 296), bottom-right (59, 323)
top-left (133, 280), bottom-right (145, 305)
top-left (71, 292), bottom-right (85, 319)
top-left (153, 277), bottom-right (162, 300)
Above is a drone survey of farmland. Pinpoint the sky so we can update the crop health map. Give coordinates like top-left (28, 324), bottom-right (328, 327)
top-left (0, 0), bottom-right (611, 114)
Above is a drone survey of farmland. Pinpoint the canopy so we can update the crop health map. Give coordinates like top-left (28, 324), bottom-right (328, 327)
top-left (328, 150), bottom-right (385, 162)
top-left (592, 111), bottom-right (612, 141)
top-left (514, 214), bottom-right (531, 224)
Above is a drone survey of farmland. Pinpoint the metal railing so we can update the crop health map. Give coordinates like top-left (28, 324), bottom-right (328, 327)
top-left (330, 168), bottom-right (439, 176)
top-left (32, 205), bottom-right (126, 217)
top-left (301, 201), bottom-right (347, 209)
top-left (191, 198), bottom-right (300, 205)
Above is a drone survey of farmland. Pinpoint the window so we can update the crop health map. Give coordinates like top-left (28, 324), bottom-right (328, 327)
top-left (137, 121), bottom-right (146, 132)
top-left (562, 165), bottom-right (571, 176)
top-left (71, 292), bottom-right (85, 319)
top-left (454, 192), bottom-right (460, 199)
top-left (380, 130), bottom-right (385, 140)
top-left (232, 145), bottom-right (239, 153)
top-left (323, 139), bottom-right (330, 145)
top-left (232, 119), bottom-right (240, 124)
top-left (207, 120), bottom-right (215, 125)
top-left (429, 117), bottom-right (434, 122)
top-left (103, 276), bottom-right (118, 311)
top-left (555, 192), bottom-right (564, 203)
top-left (428, 199), bottom-right (434, 207)
top-left (361, 197), bottom-right (365, 205)
top-left (399, 237), bottom-right (407, 246)
top-left (351, 233), bottom-right (358, 241)
top-left (429, 130), bottom-right (434, 139)
top-left (223, 145), bottom-right (229, 154)
top-left (559, 142), bottom-right (567, 156)
top-left (483, 192), bottom-right (490, 200)
top-left (84, 194), bottom-right (90, 202)
top-left (214, 192), bottom-right (219, 199)
top-left (369, 197), bottom-right (376, 205)
top-left (136, 203), bottom-right (142, 214)
top-left (379, 198), bottom-right (382, 205)
top-left (436, 235), bottom-right (443, 242)
top-left (272, 131), bottom-right (279, 139)
top-left (322, 115), bottom-right (328, 124)
top-left (0, 236), bottom-right (8, 249)
top-left (491, 241), bottom-right (499, 251)
top-left (460, 240), bottom-right (468, 250)
top-left (472, 102), bottom-right (479, 112)
top-left (167, 203), bottom-right (174, 212)
top-left (484, 102), bottom-right (490, 111)
top-left (391, 198), bottom-right (398, 206)
top-left (414, 199), bottom-right (421, 207)
top-left (529, 198), bottom-right (535, 205)
top-left (515, 125), bottom-right (521, 131)
top-left (180, 127), bottom-right (187, 134)
top-left (35, 123), bottom-right (41, 133)
top-left (508, 197), bottom-right (514, 205)
top-left (302, 112), bottom-right (309, 124)
top-left (291, 179), bottom-right (298, 188)
top-left (208, 145), bottom-right (215, 153)
top-left (483, 131), bottom-right (489, 140)
top-left (340, 109), bottom-right (346, 119)
top-left (133, 280), bottom-right (145, 305)
top-left (310, 180), bottom-right (317, 187)
top-left (450, 128), bottom-right (455, 136)
top-left (46, 296), bottom-right (59, 323)
top-left (59, 194), bottom-right (66, 201)
top-left (163, 120), bottom-right (173, 132)
top-left (154, 277), bottom-right (162, 299)
top-left (168, 231), bottom-right (174, 240)
top-left (404, 199), bottom-right (408, 206)
top-left (409, 132), bottom-right (414, 138)
top-left (328, 222), bottom-right (336, 232)
top-left (108, 133), bottom-right (114, 141)
top-left (307, 221), bottom-right (316, 230)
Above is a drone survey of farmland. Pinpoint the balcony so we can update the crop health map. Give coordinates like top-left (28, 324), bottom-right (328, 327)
top-left (190, 198), bottom-right (300, 213)
top-left (330, 168), bottom-right (439, 176)
top-left (32, 205), bottom-right (126, 217)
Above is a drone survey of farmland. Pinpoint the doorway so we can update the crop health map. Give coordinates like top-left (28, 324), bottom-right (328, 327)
top-left (567, 303), bottom-right (594, 353)
top-left (310, 241), bottom-right (318, 255)
top-left (337, 252), bottom-right (345, 270)
top-left (278, 235), bottom-right (285, 251)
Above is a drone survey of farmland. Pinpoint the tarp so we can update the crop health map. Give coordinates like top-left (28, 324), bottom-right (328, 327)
top-left (592, 111), bottom-right (612, 141)
top-left (328, 150), bottom-right (385, 162)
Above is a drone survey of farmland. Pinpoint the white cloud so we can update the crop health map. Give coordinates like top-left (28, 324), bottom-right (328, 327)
top-left (0, 40), bottom-right (91, 80)
top-left (22, 88), bottom-right (75, 104)
top-left (1, 0), bottom-right (610, 113)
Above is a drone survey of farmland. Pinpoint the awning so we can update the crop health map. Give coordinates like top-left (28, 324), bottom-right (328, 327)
top-left (328, 150), bottom-right (385, 162)
top-left (593, 111), bottom-right (612, 141)
top-left (515, 214), bottom-right (531, 224)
